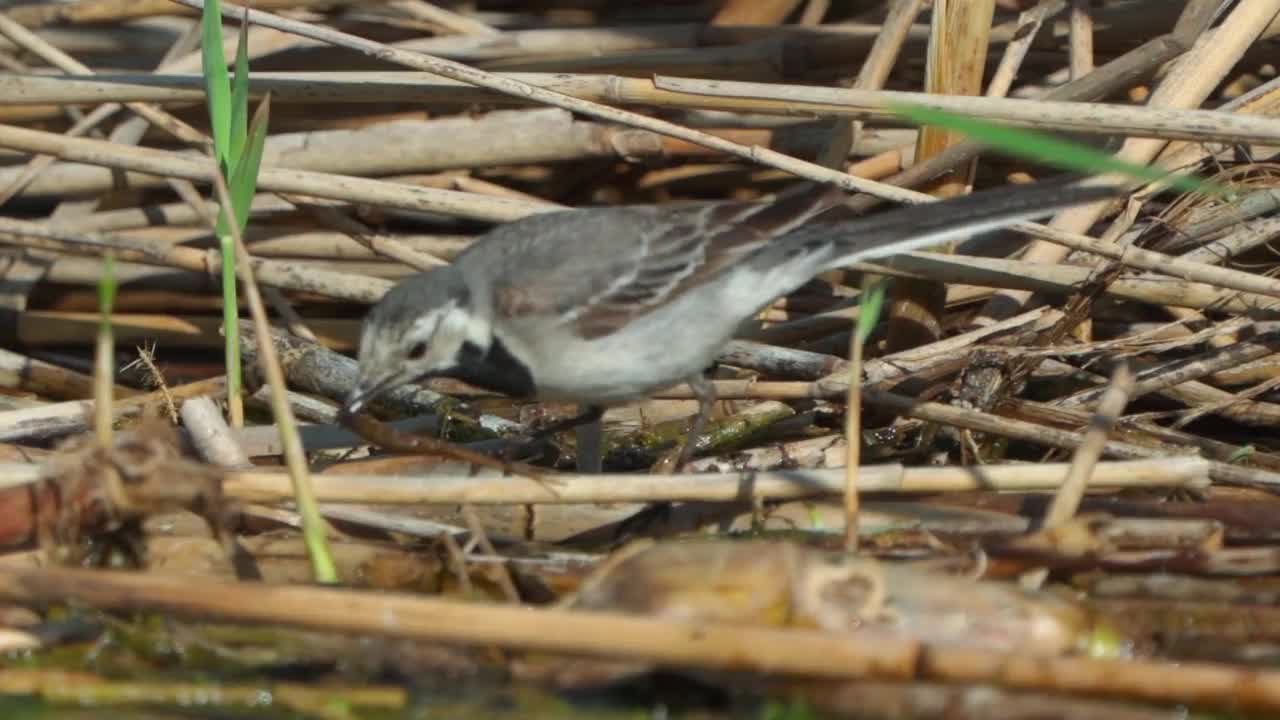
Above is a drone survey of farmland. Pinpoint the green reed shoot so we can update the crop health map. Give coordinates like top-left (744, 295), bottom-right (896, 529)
top-left (94, 253), bottom-right (117, 448)
top-left (201, 0), bottom-right (269, 427)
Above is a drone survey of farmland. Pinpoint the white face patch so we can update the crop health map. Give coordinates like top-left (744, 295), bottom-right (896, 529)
top-left (407, 304), bottom-right (447, 344)
top-left (398, 301), bottom-right (486, 375)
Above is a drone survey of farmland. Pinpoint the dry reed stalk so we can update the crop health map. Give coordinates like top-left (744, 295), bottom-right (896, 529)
top-left (0, 346), bottom-right (137, 400)
top-left (0, 15), bottom-right (209, 324)
top-left (1068, 0), bottom-right (1094, 80)
top-left (976, 0), bottom-right (1280, 324)
top-left (162, 0), bottom-right (975, 202)
top-left (884, 0), bottom-right (993, 356)
top-left (0, 216), bottom-right (395, 302)
top-left (712, 0), bottom-right (803, 25)
top-left (0, 104), bottom-right (123, 208)
top-left (0, 110), bottom-right (767, 198)
top-left (0, 376), bottom-right (225, 442)
top-left (13, 71), bottom-right (1280, 148)
top-left (0, 456), bottom-right (1182, 505)
top-left (44, 194), bottom-right (305, 233)
top-left (650, 74), bottom-right (1280, 145)
top-left (388, 0), bottom-right (497, 37)
top-left (1004, 398), bottom-right (1280, 476)
top-left (886, 249), bottom-right (1280, 309)
top-left (985, 1), bottom-right (1065, 100)
top-left (180, 396), bottom-right (252, 470)
top-left (868, 387), bottom-right (1280, 488)
top-left (277, 194), bottom-right (445, 271)
top-left (4, 0), bottom-right (336, 27)
top-left (12, 18), bottom-right (206, 226)
top-left (0, 14), bottom-right (204, 147)
top-left (844, 31), bottom-right (1196, 209)
top-left (0, 123), bottom-right (548, 222)
top-left (824, 0), bottom-right (929, 553)
top-left (1131, 88), bottom-right (1280, 361)
top-left (1060, 331), bottom-right (1280, 409)
top-left (1042, 364), bottom-right (1134, 529)
top-left (6, 565), bottom-right (1280, 710)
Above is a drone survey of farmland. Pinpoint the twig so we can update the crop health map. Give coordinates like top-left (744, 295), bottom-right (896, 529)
top-left (459, 505), bottom-right (520, 603)
top-left (122, 343), bottom-right (179, 423)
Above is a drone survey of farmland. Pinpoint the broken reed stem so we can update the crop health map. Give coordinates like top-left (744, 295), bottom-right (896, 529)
top-left (180, 395), bottom-right (252, 470)
top-left (1069, 0), bottom-right (1095, 80)
top-left (1043, 363), bottom-right (1134, 530)
top-left (208, 170), bottom-right (336, 584)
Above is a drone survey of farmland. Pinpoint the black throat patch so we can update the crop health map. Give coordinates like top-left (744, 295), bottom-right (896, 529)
top-left (451, 336), bottom-right (536, 398)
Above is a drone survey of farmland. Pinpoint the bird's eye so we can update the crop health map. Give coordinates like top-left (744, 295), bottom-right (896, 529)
top-left (407, 342), bottom-right (428, 360)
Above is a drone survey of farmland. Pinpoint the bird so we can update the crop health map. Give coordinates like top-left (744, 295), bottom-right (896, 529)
top-left (342, 175), bottom-right (1120, 470)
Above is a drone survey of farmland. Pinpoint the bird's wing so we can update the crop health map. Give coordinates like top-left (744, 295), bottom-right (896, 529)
top-left (487, 183), bottom-right (847, 339)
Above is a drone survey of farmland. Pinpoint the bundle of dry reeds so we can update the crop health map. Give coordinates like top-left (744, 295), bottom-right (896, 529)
top-left (0, 0), bottom-right (1279, 716)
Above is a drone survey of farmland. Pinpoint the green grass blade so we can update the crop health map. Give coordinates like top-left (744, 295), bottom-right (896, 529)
top-left (856, 280), bottom-right (888, 346)
top-left (229, 17), bottom-right (251, 167)
top-left (97, 254), bottom-right (117, 320)
top-left (221, 233), bottom-right (241, 419)
top-left (201, 0), bottom-right (232, 170)
top-left (95, 253), bottom-right (117, 447)
top-left (888, 102), bottom-right (1232, 198)
top-left (229, 92), bottom-right (271, 232)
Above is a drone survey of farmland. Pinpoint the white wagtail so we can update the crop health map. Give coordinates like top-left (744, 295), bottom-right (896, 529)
top-left (342, 176), bottom-right (1120, 468)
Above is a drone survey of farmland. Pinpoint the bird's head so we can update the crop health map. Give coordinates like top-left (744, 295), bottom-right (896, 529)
top-left (342, 267), bottom-right (489, 416)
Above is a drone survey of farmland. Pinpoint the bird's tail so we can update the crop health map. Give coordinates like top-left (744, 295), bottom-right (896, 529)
top-left (805, 175), bottom-right (1128, 272)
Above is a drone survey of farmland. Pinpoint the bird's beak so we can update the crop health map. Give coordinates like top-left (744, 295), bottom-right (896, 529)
top-left (341, 372), bottom-right (404, 419)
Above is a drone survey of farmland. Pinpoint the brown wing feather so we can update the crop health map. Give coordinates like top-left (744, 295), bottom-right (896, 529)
top-left (572, 184), bottom-right (848, 339)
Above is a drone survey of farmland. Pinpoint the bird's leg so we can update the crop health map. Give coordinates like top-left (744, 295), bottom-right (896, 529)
top-left (574, 412), bottom-right (604, 473)
top-left (673, 373), bottom-right (716, 471)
